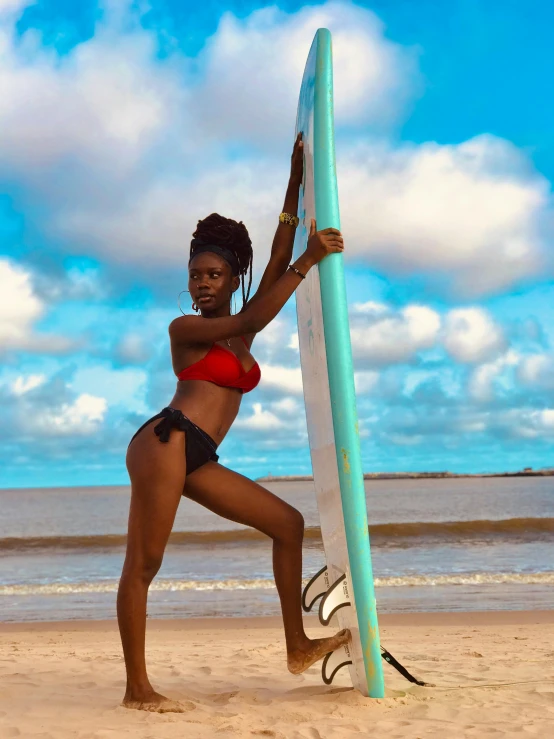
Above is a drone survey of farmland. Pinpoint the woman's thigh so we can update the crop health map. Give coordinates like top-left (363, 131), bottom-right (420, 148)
top-left (183, 462), bottom-right (303, 540)
top-left (125, 424), bottom-right (187, 560)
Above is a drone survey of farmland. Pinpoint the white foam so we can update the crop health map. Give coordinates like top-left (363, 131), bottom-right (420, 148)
top-left (1, 571), bottom-right (554, 596)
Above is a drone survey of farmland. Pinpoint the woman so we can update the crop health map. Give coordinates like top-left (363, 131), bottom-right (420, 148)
top-left (117, 133), bottom-right (349, 713)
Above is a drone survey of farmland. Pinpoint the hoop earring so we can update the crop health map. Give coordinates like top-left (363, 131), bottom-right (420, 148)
top-left (178, 290), bottom-right (199, 315)
top-left (177, 290), bottom-right (188, 316)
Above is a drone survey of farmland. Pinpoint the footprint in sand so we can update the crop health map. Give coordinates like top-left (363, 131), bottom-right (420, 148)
top-left (300, 728), bottom-right (323, 739)
top-left (231, 689), bottom-right (272, 706)
top-left (209, 690), bottom-right (239, 705)
top-left (389, 689), bottom-right (407, 699)
top-left (2, 729), bottom-right (21, 738)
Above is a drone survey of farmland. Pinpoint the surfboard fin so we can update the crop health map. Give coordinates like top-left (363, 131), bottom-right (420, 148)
top-left (318, 573), bottom-right (351, 626)
top-left (304, 568), bottom-right (354, 684)
top-left (302, 565), bottom-right (330, 612)
top-left (322, 643), bottom-right (353, 685)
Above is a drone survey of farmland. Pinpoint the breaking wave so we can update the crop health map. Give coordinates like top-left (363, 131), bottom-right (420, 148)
top-left (2, 517), bottom-right (553, 551)
top-left (1, 571), bottom-right (553, 596)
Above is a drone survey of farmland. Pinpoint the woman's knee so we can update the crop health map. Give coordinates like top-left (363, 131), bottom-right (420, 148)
top-left (274, 505), bottom-right (304, 544)
top-left (122, 549), bottom-right (164, 585)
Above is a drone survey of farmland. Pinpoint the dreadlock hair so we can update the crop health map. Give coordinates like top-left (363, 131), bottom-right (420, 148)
top-left (191, 213), bottom-right (253, 310)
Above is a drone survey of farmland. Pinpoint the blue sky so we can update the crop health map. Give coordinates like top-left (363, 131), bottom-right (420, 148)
top-left (1, 0), bottom-right (553, 488)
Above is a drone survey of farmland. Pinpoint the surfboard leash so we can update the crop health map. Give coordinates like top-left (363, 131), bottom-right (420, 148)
top-left (379, 647), bottom-right (554, 691)
top-left (380, 646), bottom-right (428, 686)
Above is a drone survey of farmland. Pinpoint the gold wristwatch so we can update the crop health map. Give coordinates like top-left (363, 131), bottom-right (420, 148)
top-left (279, 212), bottom-right (299, 228)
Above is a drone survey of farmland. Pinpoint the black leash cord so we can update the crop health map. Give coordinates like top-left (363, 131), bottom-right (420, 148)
top-left (380, 646), bottom-right (428, 686)
top-left (379, 648), bottom-right (554, 691)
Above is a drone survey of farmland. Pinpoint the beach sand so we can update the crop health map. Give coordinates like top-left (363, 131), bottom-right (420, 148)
top-left (1, 611), bottom-right (553, 738)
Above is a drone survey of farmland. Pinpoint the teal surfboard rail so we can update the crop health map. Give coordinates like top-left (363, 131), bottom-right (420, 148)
top-left (308, 28), bottom-right (385, 698)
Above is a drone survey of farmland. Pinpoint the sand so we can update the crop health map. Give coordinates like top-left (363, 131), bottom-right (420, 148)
top-left (1, 611), bottom-right (554, 738)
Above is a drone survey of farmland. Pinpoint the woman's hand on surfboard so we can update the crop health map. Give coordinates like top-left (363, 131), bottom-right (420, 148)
top-left (289, 132), bottom-right (304, 186)
top-left (305, 218), bottom-right (344, 265)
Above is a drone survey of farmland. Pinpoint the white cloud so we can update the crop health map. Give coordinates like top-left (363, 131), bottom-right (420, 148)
top-left (71, 365), bottom-right (147, 410)
top-left (116, 333), bottom-right (151, 364)
top-left (386, 432), bottom-right (424, 446)
top-left (258, 363), bottom-right (303, 395)
top-left (350, 304), bottom-right (440, 365)
top-left (245, 316), bottom-right (301, 367)
top-left (402, 369), bottom-right (434, 395)
top-left (34, 393), bottom-right (107, 436)
top-left (195, 3), bottom-right (419, 143)
top-left (468, 350), bottom-right (519, 401)
top-left (0, 2), bottom-right (419, 276)
top-left (340, 136), bottom-right (551, 295)
top-left (288, 332), bottom-right (299, 351)
top-left (443, 308), bottom-right (505, 363)
top-left (232, 396), bottom-right (308, 448)
top-left (0, 5), bottom-right (182, 176)
top-left (234, 402), bottom-right (284, 431)
top-left (270, 397), bottom-right (301, 414)
top-left (457, 419), bottom-right (486, 433)
top-left (52, 159), bottom-right (281, 270)
top-left (352, 301), bottom-right (389, 315)
top-left (0, 258), bottom-right (74, 353)
top-left (253, 318), bottom-right (290, 350)
top-left (354, 370), bottom-right (379, 393)
top-left (518, 353), bottom-right (554, 389)
top-left (0, 259), bottom-right (43, 349)
top-left (509, 408), bottom-right (554, 439)
top-left (536, 410), bottom-right (554, 431)
top-left (1, 1), bottom-right (551, 306)
top-left (11, 374), bottom-right (46, 395)
top-left (0, 0), bottom-right (31, 14)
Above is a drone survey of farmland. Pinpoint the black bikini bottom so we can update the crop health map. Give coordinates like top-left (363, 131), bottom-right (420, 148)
top-left (129, 406), bottom-right (219, 475)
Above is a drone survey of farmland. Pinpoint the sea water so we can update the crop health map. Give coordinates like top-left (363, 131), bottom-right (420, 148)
top-left (0, 477), bottom-right (552, 622)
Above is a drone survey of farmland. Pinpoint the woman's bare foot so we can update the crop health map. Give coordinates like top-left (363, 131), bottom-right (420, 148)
top-left (287, 628), bottom-right (351, 674)
top-left (121, 689), bottom-right (195, 713)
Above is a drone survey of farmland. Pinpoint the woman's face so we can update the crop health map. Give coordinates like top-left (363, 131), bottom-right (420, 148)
top-left (188, 252), bottom-right (239, 313)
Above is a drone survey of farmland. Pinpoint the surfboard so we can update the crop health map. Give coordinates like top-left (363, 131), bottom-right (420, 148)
top-left (293, 28), bottom-right (385, 698)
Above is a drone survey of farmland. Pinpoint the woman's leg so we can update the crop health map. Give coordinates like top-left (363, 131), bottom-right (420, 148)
top-left (117, 424), bottom-right (188, 711)
top-left (184, 462), bottom-right (350, 673)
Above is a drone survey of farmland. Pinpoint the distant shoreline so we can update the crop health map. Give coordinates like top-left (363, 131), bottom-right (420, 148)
top-left (256, 469), bottom-right (554, 482)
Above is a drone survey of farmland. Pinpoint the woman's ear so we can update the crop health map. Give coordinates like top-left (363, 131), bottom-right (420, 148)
top-left (232, 275), bottom-right (240, 292)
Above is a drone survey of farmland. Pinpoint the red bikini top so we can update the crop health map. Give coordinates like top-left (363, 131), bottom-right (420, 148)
top-left (177, 338), bottom-right (261, 393)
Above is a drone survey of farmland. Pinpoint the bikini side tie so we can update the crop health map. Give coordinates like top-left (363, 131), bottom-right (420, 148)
top-left (153, 407), bottom-right (188, 443)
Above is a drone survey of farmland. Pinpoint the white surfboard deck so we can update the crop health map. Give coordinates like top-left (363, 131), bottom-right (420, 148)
top-left (293, 29), bottom-right (384, 698)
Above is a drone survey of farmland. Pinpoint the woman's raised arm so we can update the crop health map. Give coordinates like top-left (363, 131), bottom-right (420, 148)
top-left (169, 220), bottom-right (343, 348)
top-left (246, 133), bottom-right (304, 310)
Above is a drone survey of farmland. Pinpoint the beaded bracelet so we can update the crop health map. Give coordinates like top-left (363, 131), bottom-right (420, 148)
top-left (288, 264), bottom-right (306, 279)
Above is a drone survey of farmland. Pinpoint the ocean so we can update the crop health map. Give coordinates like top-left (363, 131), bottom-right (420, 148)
top-left (1, 477), bottom-right (553, 622)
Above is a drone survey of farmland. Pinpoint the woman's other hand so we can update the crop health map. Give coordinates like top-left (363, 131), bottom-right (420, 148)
top-left (305, 219), bottom-right (344, 266)
top-left (289, 132), bottom-right (304, 187)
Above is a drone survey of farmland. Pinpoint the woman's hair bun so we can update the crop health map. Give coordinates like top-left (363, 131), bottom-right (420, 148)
top-left (191, 213), bottom-right (253, 307)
